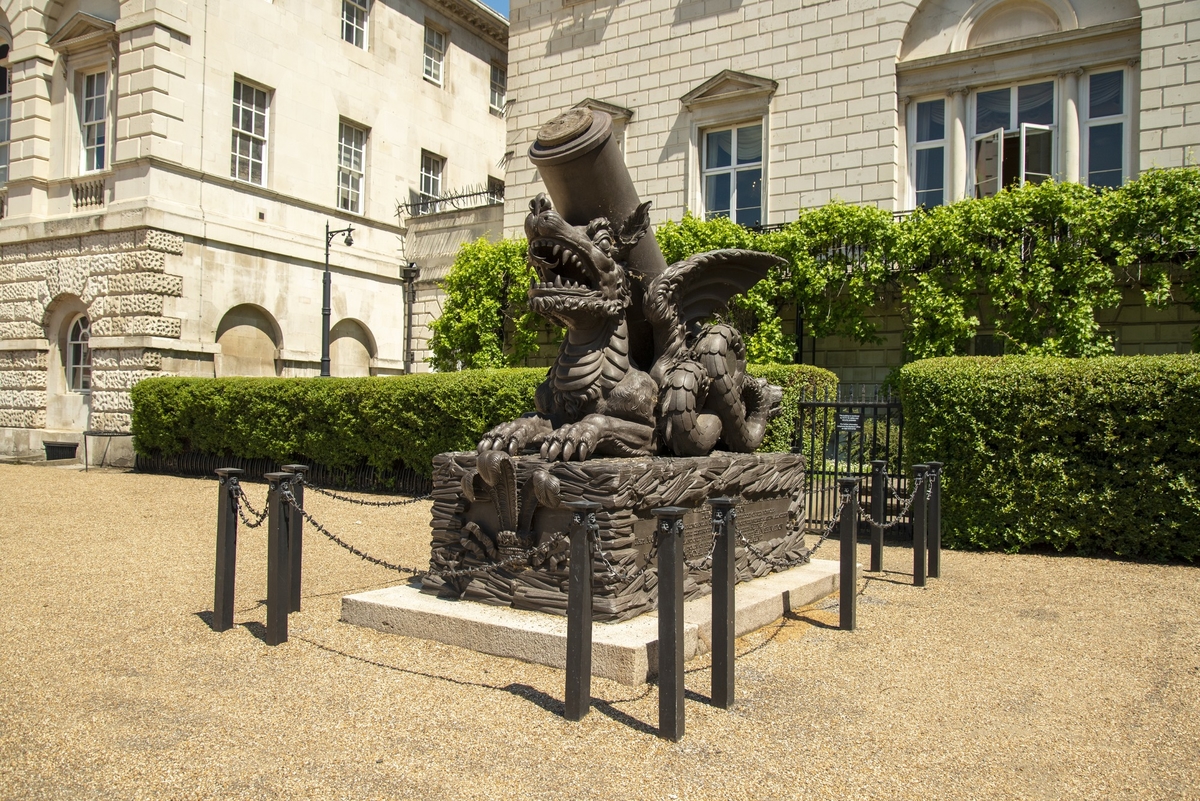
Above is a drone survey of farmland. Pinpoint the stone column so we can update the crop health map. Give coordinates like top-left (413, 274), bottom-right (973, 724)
top-left (897, 96), bottom-right (909, 208)
top-left (1061, 69), bottom-right (1082, 184)
top-left (949, 89), bottom-right (968, 203)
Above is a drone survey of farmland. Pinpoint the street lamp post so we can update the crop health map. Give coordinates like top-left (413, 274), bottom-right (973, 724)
top-left (322, 221), bottom-right (354, 377)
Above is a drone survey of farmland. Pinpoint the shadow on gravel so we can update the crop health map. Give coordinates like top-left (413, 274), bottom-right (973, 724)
top-left (294, 635), bottom-right (673, 735)
top-left (861, 571), bottom-right (915, 587)
top-left (241, 621), bottom-right (270, 643)
top-left (786, 610), bottom-right (839, 630)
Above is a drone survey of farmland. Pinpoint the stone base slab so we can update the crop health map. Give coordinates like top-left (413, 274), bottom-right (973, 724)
top-left (342, 558), bottom-right (846, 686)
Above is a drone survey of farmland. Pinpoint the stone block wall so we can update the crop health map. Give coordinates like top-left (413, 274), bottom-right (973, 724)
top-left (503, 0), bottom-right (1200, 235)
top-left (1138, 0), bottom-right (1200, 170)
top-left (0, 228), bottom-right (185, 439)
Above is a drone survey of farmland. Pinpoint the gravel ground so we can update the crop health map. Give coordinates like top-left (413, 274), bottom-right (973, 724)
top-left (0, 463), bottom-right (1197, 801)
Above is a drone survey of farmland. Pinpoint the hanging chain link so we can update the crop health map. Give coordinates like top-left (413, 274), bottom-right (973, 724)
top-left (280, 484), bottom-right (566, 580)
top-left (259, 466), bottom-right (939, 585)
top-left (738, 490), bottom-right (849, 570)
top-left (305, 483), bottom-right (432, 508)
top-left (590, 524), bottom-right (661, 583)
top-left (860, 483), bottom-right (920, 530)
top-left (231, 484), bottom-right (269, 528)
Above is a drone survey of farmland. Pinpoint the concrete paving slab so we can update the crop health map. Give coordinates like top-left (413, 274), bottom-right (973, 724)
top-left (341, 558), bottom-right (846, 685)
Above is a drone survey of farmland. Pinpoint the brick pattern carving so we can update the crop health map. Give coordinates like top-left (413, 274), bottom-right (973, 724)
top-left (0, 229), bottom-right (185, 434)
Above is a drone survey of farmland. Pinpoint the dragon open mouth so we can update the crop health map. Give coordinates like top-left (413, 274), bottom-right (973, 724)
top-left (528, 238), bottom-right (597, 294)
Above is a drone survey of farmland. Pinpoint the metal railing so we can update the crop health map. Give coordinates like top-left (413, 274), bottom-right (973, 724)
top-left (209, 460), bottom-right (945, 740)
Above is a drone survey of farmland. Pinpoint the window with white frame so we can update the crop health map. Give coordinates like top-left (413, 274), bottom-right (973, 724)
top-left (231, 80), bottom-right (269, 186)
top-left (1085, 69), bottom-right (1127, 189)
top-left (972, 80), bottom-right (1055, 198)
top-left (490, 64), bottom-right (506, 114)
top-left (342, 0), bottom-right (368, 48)
top-left (423, 25), bottom-right (445, 85)
top-left (419, 151), bottom-right (443, 213)
top-left (0, 64), bottom-right (10, 184)
top-left (80, 71), bottom-right (107, 173)
top-left (67, 314), bottom-right (91, 392)
top-left (337, 121), bottom-right (367, 213)
top-left (701, 123), bottom-right (762, 227)
top-left (911, 98), bottom-right (946, 208)
top-left (486, 175), bottom-right (504, 204)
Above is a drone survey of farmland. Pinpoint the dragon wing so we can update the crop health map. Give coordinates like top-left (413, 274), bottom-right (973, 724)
top-left (644, 249), bottom-right (785, 374)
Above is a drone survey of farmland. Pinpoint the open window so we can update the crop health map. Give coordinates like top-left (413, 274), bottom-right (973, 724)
top-left (973, 127), bottom-right (1003, 198)
top-left (972, 81), bottom-right (1056, 197)
top-left (1019, 123), bottom-right (1053, 186)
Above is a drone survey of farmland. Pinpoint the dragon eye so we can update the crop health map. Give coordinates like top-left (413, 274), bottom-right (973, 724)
top-left (595, 234), bottom-right (613, 251)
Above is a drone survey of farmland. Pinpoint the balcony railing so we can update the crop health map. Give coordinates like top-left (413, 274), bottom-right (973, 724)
top-left (72, 177), bottom-right (106, 210)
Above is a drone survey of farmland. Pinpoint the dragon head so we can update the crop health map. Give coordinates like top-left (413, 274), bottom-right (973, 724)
top-left (525, 194), bottom-right (651, 327)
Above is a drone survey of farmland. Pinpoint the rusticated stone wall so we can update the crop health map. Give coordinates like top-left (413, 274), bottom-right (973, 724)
top-left (0, 228), bottom-right (185, 439)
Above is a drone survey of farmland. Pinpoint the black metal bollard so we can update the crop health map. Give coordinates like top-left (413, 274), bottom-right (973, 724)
top-left (869, 460), bottom-right (887, 573)
top-left (927, 461), bottom-right (943, 579)
top-left (838, 477), bottom-right (859, 631)
top-left (653, 506), bottom-right (687, 742)
top-left (213, 467), bottom-right (244, 632)
top-left (564, 500), bottom-right (600, 722)
top-left (264, 472), bottom-right (292, 646)
top-left (708, 497), bottom-right (736, 709)
top-left (912, 465), bottom-right (929, 587)
top-left (280, 464), bottom-right (308, 613)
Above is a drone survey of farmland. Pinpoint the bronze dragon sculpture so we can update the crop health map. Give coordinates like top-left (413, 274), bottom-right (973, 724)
top-left (478, 194), bottom-right (786, 461)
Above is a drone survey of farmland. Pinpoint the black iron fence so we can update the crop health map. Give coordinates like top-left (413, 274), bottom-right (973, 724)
top-left (794, 384), bottom-right (908, 537)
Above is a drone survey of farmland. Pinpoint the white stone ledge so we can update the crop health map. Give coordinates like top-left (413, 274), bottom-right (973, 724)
top-left (343, 558), bottom-right (848, 686)
top-left (0, 338), bottom-right (50, 351)
top-left (89, 335), bottom-right (219, 354)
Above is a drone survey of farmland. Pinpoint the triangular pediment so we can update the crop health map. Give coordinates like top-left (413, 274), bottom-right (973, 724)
top-left (681, 70), bottom-right (778, 108)
top-left (573, 97), bottom-right (634, 122)
top-left (48, 12), bottom-right (117, 52)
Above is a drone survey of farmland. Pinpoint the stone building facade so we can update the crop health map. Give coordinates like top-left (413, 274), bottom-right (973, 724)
top-left (0, 0), bottom-right (508, 462)
top-left (501, 0), bottom-right (1200, 382)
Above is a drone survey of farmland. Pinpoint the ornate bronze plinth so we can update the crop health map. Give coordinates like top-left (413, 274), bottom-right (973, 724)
top-left (421, 450), bottom-right (806, 621)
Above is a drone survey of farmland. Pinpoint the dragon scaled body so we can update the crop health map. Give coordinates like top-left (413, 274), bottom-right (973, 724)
top-left (478, 194), bottom-right (785, 461)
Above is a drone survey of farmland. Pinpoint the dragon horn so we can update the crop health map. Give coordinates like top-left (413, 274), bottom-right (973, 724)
top-left (617, 201), bottom-right (653, 255)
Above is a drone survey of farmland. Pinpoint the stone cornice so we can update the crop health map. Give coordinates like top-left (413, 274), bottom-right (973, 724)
top-left (425, 0), bottom-right (508, 50)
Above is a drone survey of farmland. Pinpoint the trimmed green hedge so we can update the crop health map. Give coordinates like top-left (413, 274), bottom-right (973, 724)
top-left (898, 355), bottom-right (1200, 561)
top-left (132, 370), bottom-right (546, 478)
top-left (131, 364), bottom-right (837, 477)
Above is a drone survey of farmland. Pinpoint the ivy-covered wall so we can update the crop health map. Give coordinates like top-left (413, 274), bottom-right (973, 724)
top-left (429, 169), bottom-right (1200, 381)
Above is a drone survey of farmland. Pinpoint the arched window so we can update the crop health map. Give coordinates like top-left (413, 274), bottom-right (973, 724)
top-left (67, 314), bottom-right (91, 391)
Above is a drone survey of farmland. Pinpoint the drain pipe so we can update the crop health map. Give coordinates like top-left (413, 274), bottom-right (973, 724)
top-left (401, 263), bottom-right (420, 373)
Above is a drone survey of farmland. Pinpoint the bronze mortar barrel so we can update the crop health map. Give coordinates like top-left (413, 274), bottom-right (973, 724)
top-left (529, 108), bottom-right (669, 367)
